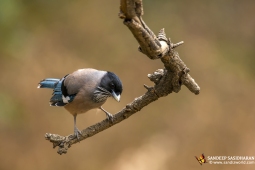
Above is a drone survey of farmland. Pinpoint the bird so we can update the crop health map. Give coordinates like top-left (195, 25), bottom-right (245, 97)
top-left (37, 68), bottom-right (123, 139)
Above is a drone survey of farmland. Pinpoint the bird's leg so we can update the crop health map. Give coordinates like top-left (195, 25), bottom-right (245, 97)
top-left (73, 114), bottom-right (82, 140)
top-left (100, 107), bottom-right (114, 123)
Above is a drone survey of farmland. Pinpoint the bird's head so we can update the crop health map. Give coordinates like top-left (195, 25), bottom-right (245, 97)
top-left (98, 71), bottom-right (123, 102)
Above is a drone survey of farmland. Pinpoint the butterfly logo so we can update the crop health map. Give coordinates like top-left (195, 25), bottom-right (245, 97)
top-left (195, 153), bottom-right (207, 165)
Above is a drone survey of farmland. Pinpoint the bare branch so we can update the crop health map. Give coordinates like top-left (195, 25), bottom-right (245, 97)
top-left (45, 0), bottom-right (200, 154)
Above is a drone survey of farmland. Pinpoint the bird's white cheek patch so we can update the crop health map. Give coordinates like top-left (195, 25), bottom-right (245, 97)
top-left (62, 95), bottom-right (70, 103)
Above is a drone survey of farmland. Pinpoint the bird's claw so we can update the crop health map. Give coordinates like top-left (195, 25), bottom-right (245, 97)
top-left (100, 107), bottom-right (114, 123)
top-left (106, 114), bottom-right (114, 123)
top-left (73, 127), bottom-right (82, 140)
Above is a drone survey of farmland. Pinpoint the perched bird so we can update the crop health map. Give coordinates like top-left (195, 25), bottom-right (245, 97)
top-left (38, 68), bottom-right (123, 139)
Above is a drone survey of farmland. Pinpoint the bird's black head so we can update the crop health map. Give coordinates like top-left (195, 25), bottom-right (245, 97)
top-left (99, 71), bottom-right (123, 102)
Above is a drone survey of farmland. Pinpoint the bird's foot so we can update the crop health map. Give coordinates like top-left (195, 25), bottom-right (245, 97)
top-left (106, 113), bottom-right (114, 123)
top-left (100, 107), bottom-right (114, 123)
top-left (73, 127), bottom-right (82, 140)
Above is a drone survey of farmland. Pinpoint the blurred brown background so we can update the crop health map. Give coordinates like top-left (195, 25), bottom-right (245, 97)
top-left (0, 0), bottom-right (255, 170)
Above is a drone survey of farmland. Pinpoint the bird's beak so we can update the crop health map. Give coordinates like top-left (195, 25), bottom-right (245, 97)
top-left (111, 91), bottom-right (121, 102)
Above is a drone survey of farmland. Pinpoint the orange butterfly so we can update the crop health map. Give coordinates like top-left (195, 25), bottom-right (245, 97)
top-left (195, 153), bottom-right (207, 165)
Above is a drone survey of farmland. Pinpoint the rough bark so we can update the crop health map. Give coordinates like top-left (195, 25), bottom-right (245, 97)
top-left (45, 0), bottom-right (200, 155)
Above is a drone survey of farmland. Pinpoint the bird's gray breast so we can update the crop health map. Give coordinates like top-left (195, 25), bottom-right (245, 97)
top-left (92, 86), bottom-right (111, 103)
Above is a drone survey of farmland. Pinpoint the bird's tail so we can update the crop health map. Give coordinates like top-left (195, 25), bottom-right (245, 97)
top-left (37, 78), bottom-right (60, 89)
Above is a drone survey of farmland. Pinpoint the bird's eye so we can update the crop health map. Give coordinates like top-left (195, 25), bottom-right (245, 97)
top-left (110, 83), bottom-right (115, 88)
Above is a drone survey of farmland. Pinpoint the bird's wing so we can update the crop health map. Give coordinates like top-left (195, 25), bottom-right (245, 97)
top-left (63, 72), bottom-right (84, 95)
top-left (49, 75), bottom-right (76, 107)
top-left (64, 68), bottom-right (106, 95)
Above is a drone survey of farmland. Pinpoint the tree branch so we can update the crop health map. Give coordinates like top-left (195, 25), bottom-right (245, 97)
top-left (45, 0), bottom-right (200, 155)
